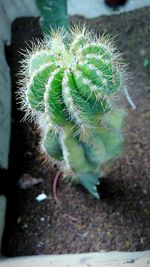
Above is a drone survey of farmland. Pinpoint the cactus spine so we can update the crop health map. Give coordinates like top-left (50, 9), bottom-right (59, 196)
top-left (19, 27), bottom-right (126, 199)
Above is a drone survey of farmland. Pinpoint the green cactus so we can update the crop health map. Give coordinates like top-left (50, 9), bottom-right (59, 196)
top-left (19, 27), bottom-right (126, 199)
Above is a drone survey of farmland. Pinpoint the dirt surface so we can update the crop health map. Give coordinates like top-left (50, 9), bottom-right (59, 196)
top-left (2, 7), bottom-right (150, 256)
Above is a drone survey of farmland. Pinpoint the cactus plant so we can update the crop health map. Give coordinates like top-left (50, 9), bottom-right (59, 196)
top-left (19, 26), bottom-right (126, 199)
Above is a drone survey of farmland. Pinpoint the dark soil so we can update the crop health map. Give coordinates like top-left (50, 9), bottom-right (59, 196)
top-left (2, 7), bottom-right (150, 256)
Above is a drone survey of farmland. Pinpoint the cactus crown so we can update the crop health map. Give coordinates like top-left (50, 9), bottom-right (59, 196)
top-left (19, 26), bottom-right (126, 199)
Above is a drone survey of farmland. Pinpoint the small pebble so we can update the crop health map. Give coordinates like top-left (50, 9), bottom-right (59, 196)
top-left (36, 241), bottom-right (44, 248)
top-left (40, 217), bottom-right (45, 222)
top-left (82, 232), bottom-right (88, 238)
top-left (17, 173), bottom-right (44, 189)
top-left (17, 217), bottom-right (21, 224)
top-left (36, 193), bottom-right (47, 202)
top-left (140, 48), bottom-right (146, 56)
top-left (140, 237), bottom-right (144, 244)
top-left (143, 189), bottom-right (148, 195)
top-left (22, 223), bottom-right (28, 229)
top-left (139, 200), bottom-right (143, 205)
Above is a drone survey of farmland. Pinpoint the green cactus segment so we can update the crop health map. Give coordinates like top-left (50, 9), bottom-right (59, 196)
top-left (62, 127), bottom-right (94, 173)
top-left (77, 64), bottom-right (107, 94)
top-left (29, 51), bottom-right (55, 73)
top-left (81, 44), bottom-right (111, 60)
top-left (70, 34), bottom-right (86, 52)
top-left (79, 44), bottom-right (121, 94)
top-left (27, 64), bottom-right (56, 112)
top-left (73, 72), bottom-right (110, 114)
top-left (86, 57), bottom-right (112, 75)
top-left (82, 138), bottom-right (106, 167)
top-left (73, 71), bottom-right (96, 102)
top-left (82, 126), bottom-right (123, 166)
top-left (92, 128), bottom-right (123, 161)
top-left (62, 71), bottom-right (94, 128)
top-left (77, 62), bottom-right (120, 95)
top-left (45, 68), bottom-right (68, 125)
top-left (77, 172), bottom-right (100, 199)
top-left (43, 128), bottom-right (63, 160)
top-left (103, 109), bottom-right (125, 131)
top-left (62, 129), bottom-right (101, 197)
top-left (36, 0), bottom-right (68, 33)
top-left (86, 57), bottom-right (121, 93)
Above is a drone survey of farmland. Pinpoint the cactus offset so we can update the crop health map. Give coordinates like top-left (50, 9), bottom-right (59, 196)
top-left (19, 27), bottom-right (126, 199)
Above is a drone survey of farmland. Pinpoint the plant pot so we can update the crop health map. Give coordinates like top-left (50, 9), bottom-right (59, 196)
top-left (0, 0), bottom-right (150, 265)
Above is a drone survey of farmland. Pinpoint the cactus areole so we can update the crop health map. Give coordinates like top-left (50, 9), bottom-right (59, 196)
top-left (19, 27), bottom-right (126, 199)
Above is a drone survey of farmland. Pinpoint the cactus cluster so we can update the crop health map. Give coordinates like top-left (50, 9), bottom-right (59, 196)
top-left (19, 27), bottom-right (126, 198)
